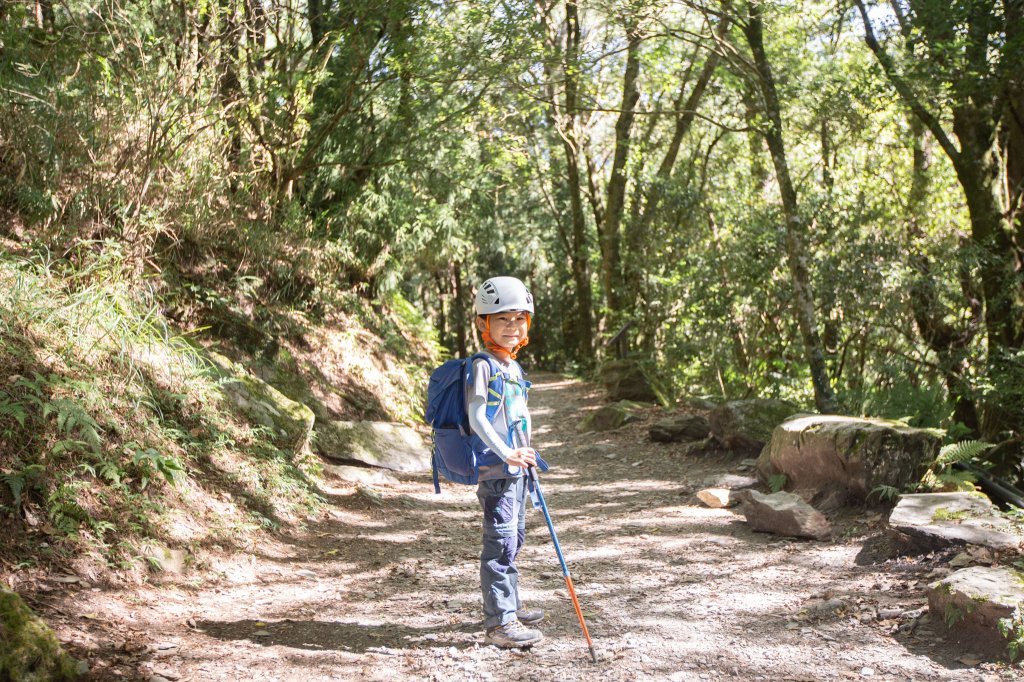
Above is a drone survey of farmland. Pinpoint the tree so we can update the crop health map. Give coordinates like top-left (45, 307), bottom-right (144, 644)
top-left (740, 0), bottom-right (839, 413)
top-left (855, 0), bottom-right (1024, 434)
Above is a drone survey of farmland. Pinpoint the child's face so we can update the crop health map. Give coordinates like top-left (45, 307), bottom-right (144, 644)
top-left (482, 311), bottom-right (529, 351)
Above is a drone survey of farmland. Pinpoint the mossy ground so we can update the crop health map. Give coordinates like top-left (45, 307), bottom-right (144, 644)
top-left (0, 590), bottom-right (77, 681)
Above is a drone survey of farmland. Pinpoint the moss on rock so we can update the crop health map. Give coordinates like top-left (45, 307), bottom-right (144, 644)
top-left (0, 589), bottom-right (78, 681)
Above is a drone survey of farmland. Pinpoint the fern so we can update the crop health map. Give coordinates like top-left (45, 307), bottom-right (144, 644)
top-left (935, 470), bottom-right (978, 492)
top-left (2, 464), bottom-right (45, 508)
top-left (935, 440), bottom-right (993, 468)
top-left (46, 398), bottom-right (103, 452)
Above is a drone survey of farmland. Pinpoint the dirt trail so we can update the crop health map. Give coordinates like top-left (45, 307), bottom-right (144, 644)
top-left (46, 373), bottom-right (1016, 680)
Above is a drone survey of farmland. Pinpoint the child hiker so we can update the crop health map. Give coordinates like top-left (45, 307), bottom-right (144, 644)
top-left (468, 276), bottom-right (548, 649)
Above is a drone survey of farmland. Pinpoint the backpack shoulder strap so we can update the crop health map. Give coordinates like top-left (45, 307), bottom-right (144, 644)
top-left (469, 353), bottom-right (506, 423)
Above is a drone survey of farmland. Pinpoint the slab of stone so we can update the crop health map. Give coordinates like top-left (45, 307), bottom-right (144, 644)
top-left (600, 359), bottom-right (662, 403)
top-left (887, 492), bottom-right (1024, 553)
top-left (649, 414), bottom-right (710, 443)
top-left (927, 566), bottom-right (1024, 659)
top-left (697, 488), bottom-right (737, 508)
top-left (316, 421), bottom-right (429, 473)
top-left (739, 490), bottom-right (831, 540)
top-left (757, 415), bottom-right (940, 505)
top-left (712, 474), bottom-right (760, 490)
top-left (708, 399), bottom-right (799, 454)
top-left (207, 351), bottom-right (315, 454)
top-left (321, 463), bottom-right (400, 486)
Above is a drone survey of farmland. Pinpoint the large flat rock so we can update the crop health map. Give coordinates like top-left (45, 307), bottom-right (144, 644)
top-left (927, 566), bottom-right (1024, 660)
top-left (757, 415), bottom-right (939, 505)
top-left (888, 492), bottom-right (1024, 553)
top-left (316, 421), bottom-right (429, 473)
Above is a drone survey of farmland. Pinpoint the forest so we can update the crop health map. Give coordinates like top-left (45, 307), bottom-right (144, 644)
top-left (2, 0), bottom-right (1024, 569)
top-left (0, 0), bottom-right (1023, 677)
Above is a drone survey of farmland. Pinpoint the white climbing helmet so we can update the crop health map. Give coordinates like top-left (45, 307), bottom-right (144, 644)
top-left (474, 276), bottom-right (534, 315)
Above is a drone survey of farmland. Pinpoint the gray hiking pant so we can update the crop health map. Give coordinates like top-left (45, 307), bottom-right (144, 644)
top-left (477, 476), bottom-right (527, 629)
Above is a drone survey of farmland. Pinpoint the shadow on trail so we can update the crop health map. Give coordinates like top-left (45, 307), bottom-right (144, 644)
top-left (195, 618), bottom-right (480, 653)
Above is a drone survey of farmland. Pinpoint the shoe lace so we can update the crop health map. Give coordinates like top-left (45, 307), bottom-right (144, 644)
top-left (504, 619), bottom-right (529, 635)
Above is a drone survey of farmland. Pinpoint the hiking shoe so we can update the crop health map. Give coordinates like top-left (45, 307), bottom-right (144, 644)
top-left (516, 608), bottom-right (544, 625)
top-left (485, 619), bottom-right (544, 649)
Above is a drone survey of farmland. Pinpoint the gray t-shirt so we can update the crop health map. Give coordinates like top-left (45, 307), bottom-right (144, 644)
top-left (465, 352), bottom-right (532, 480)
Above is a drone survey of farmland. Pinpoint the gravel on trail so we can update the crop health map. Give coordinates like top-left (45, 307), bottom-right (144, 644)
top-left (42, 373), bottom-right (1020, 680)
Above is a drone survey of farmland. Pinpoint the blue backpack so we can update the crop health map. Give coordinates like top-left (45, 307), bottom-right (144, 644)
top-left (424, 353), bottom-right (547, 493)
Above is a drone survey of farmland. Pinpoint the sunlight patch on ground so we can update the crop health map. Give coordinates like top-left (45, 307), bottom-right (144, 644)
top-left (529, 379), bottom-right (581, 390)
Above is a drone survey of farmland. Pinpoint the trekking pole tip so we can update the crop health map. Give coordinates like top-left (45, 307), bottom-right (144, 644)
top-left (589, 645), bottom-right (598, 663)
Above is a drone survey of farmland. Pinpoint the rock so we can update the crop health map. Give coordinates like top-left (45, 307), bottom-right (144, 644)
top-left (739, 490), bottom-right (831, 540)
top-left (927, 566), bottom-right (1024, 660)
top-left (696, 488), bottom-right (737, 508)
top-left (756, 415), bottom-right (940, 505)
top-left (316, 421), bottom-right (429, 472)
top-left (578, 401), bottom-right (646, 432)
top-left (321, 463), bottom-right (399, 486)
top-left (712, 474), bottom-right (760, 490)
top-left (0, 589), bottom-right (79, 681)
top-left (649, 414), bottom-right (710, 443)
top-left (207, 351), bottom-right (315, 454)
top-left (679, 395), bottom-right (718, 411)
top-left (599, 359), bottom-right (667, 404)
top-left (887, 492), bottom-right (1024, 553)
top-left (708, 399), bottom-right (799, 454)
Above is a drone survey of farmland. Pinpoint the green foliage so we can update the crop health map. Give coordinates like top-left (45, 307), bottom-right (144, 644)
top-left (935, 440), bottom-right (994, 468)
top-left (768, 474), bottom-right (787, 493)
top-left (867, 484), bottom-right (899, 504)
top-left (918, 439), bottom-right (993, 493)
top-left (998, 606), bottom-right (1024, 662)
top-left (0, 247), bottom-right (324, 562)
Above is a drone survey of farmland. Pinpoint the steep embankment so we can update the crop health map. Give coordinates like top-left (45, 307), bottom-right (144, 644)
top-left (29, 372), bottom-right (1018, 681)
top-left (0, 240), bottom-right (435, 677)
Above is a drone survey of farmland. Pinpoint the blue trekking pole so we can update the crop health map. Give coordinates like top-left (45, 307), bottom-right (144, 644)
top-left (527, 465), bottom-right (598, 663)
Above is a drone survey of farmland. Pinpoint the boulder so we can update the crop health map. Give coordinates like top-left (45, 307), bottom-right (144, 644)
top-left (321, 463), bottom-right (400, 486)
top-left (207, 351), bottom-right (315, 455)
top-left (708, 399), bottom-right (799, 454)
top-left (679, 395), bottom-right (718, 411)
top-left (0, 589), bottom-right (79, 680)
top-left (578, 401), bottom-right (646, 432)
top-left (756, 415), bottom-right (940, 505)
top-left (887, 492), bottom-right (1024, 554)
top-left (316, 421), bottom-right (429, 473)
top-left (649, 414), bottom-right (710, 443)
top-left (739, 490), bottom-right (831, 540)
top-left (600, 359), bottom-right (666, 404)
top-left (927, 566), bottom-right (1024, 660)
top-left (710, 474), bottom-right (760, 490)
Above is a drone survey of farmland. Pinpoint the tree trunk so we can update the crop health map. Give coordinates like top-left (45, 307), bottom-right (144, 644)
top-left (559, 0), bottom-right (595, 361)
top-left (598, 23), bottom-right (641, 320)
top-left (743, 2), bottom-right (838, 414)
top-left (452, 262), bottom-right (468, 358)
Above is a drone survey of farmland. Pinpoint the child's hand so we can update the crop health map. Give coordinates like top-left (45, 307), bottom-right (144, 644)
top-left (506, 447), bottom-right (537, 468)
